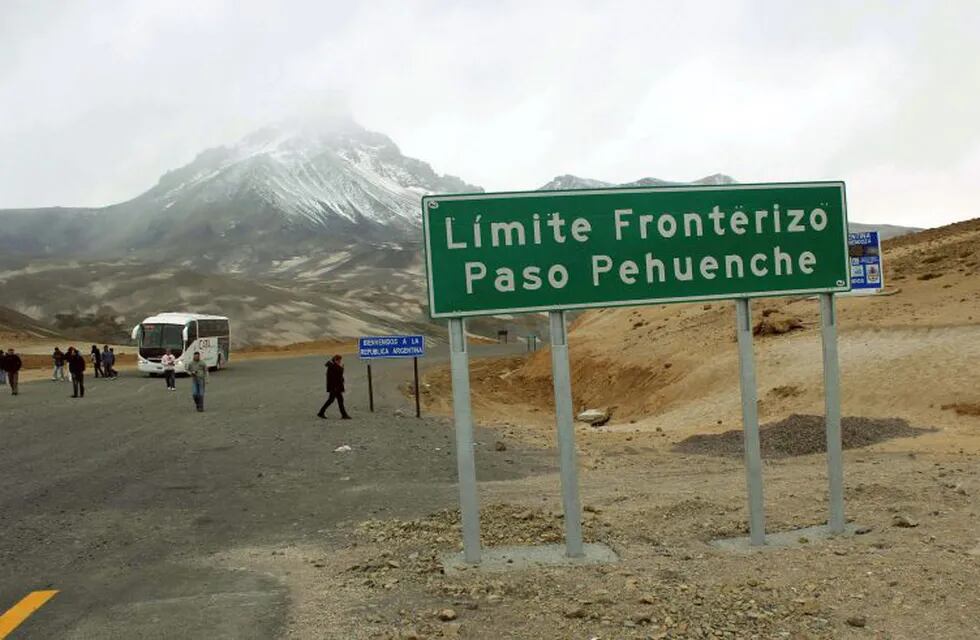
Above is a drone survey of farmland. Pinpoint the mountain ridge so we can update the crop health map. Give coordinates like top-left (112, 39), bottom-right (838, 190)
top-left (0, 121), bottom-right (925, 344)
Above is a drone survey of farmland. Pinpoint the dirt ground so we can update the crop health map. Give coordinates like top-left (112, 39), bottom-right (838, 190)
top-left (398, 220), bottom-right (980, 638)
top-left (3, 220), bottom-right (979, 638)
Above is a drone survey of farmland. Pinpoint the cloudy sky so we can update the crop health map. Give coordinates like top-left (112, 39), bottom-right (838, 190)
top-left (1, 0), bottom-right (977, 227)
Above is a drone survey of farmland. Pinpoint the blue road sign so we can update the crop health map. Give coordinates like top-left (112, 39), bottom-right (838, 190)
top-left (848, 231), bottom-right (883, 291)
top-left (358, 335), bottom-right (425, 359)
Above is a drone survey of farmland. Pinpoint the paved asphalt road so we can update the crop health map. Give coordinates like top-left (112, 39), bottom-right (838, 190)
top-left (0, 345), bottom-right (549, 638)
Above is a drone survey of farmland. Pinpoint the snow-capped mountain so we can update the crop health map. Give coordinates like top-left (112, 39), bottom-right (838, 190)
top-left (538, 173), bottom-right (737, 191)
top-left (143, 120), bottom-right (477, 234)
top-left (0, 118), bottom-right (479, 260)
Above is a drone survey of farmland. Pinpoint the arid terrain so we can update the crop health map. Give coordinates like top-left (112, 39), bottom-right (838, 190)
top-left (2, 219), bottom-right (978, 639)
top-left (394, 217), bottom-right (980, 639)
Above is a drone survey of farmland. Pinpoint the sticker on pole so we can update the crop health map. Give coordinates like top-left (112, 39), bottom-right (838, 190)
top-left (847, 231), bottom-right (883, 292)
top-left (358, 335), bottom-right (425, 359)
top-left (422, 182), bottom-right (851, 318)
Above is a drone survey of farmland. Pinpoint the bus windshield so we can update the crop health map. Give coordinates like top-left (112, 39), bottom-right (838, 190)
top-left (139, 323), bottom-right (184, 358)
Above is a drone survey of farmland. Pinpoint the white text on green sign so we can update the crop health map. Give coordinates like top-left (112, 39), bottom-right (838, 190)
top-left (422, 182), bottom-right (849, 318)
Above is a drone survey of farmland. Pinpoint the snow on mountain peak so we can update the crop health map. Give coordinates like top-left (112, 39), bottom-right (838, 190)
top-left (539, 173), bottom-right (738, 191)
top-left (148, 119), bottom-right (480, 232)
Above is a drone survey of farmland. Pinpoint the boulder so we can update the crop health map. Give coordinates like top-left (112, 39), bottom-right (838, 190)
top-left (577, 408), bottom-right (611, 426)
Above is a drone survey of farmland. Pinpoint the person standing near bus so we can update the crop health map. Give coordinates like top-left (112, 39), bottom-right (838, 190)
top-left (161, 349), bottom-right (176, 390)
top-left (90, 345), bottom-right (103, 378)
top-left (186, 351), bottom-right (208, 412)
top-left (3, 348), bottom-right (22, 395)
top-left (67, 347), bottom-right (86, 398)
top-left (317, 354), bottom-right (351, 420)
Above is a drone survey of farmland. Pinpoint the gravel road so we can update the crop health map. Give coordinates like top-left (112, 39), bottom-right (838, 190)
top-left (0, 344), bottom-right (548, 638)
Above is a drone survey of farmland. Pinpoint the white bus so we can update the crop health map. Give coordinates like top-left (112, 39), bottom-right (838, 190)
top-left (132, 313), bottom-right (230, 375)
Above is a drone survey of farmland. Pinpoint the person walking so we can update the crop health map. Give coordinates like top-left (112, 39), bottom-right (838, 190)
top-left (161, 348), bottom-right (177, 391)
top-left (91, 345), bottom-right (103, 379)
top-left (67, 347), bottom-right (86, 398)
top-left (316, 354), bottom-right (351, 420)
top-left (102, 345), bottom-right (116, 379)
top-left (52, 347), bottom-right (66, 381)
top-left (0, 347), bottom-right (6, 388)
top-left (186, 351), bottom-right (208, 412)
top-left (2, 348), bottom-right (22, 395)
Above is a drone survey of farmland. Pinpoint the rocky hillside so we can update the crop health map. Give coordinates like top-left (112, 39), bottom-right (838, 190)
top-left (0, 305), bottom-right (65, 342)
top-left (0, 119), bottom-right (478, 267)
top-left (0, 120), bottom-right (928, 344)
top-left (423, 218), bottom-right (980, 441)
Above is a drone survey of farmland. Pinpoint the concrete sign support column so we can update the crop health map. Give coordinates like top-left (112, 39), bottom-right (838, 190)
top-left (735, 298), bottom-right (766, 546)
top-left (548, 311), bottom-right (585, 558)
top-left (820, 293), bottom-right (846, 533)
top-left (448, 317), bottom-right (481, 563)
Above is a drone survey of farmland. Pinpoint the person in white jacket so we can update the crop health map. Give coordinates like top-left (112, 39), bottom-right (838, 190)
top-left (161, 349), bottom-right (177, 391)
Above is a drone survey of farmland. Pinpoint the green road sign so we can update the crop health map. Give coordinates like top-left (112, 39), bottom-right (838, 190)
top-left (423, 182), bottom-right (849, 318)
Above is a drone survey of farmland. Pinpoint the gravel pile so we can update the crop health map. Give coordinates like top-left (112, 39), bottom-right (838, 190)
top-left (674, 414), bottom-right (930, 458)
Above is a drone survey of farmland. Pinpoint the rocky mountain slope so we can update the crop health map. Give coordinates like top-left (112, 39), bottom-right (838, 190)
top-left (0, 121), bottom-right (925, 344)
top-left (0, 120), bottom-right (479, 344)
top-left (0, 119), bottom-right (477, 266)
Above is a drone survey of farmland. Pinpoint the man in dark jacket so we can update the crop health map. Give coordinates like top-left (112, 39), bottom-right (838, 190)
top-left (67, 347), bottom-right (86, 398)
top-left (91, 345), bottom-right (103, 378)
top-left (3, 348), bottom-right (22, 395)
top-left (316, 354), bottom-right (351, 419)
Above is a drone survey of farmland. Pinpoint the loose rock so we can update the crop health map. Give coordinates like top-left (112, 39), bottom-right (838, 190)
top-left (892, 514), bottom-right (919, 528)
top-left (436, 608), bottom-right (457, 621)
top-left (577, 408), bottom-right (611, 426)
top-left (846, 615), bottom-right (868, 627)
top-left (563, 605), bottom-right (587, 619)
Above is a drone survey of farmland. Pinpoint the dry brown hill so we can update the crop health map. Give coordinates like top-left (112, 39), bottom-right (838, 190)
top-left (423, 217), bottom-right (980, 454)
top-left (0, 305), bottom-right (65, 343)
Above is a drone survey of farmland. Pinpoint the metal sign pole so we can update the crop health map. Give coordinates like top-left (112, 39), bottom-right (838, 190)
top-left (367, 364), bottom-right (374, 413)
top-left (448, 317), bottom-right (481, 563)
top-left (413, 356), bottom-right (421, 418)
top-left (735, 298), bottom-right (766, 545)
top-left (820, 293), bottom-right (846, 533)
top-left (549, 311), bottom-right (585, 557)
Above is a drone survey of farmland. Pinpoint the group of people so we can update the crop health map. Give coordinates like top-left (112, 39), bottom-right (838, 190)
top-left (85, 345), bottom-right (117, 379)
top-left (0, 345), bottom-right (89, 397)
top-left (49, 345), bottom-right (117, 397)
top-left (158, 348), bottom-right (208, 411)
top-left (51, 347), bottom-right (91, 397)
top-left (6, 343), bottom-right (353, 418)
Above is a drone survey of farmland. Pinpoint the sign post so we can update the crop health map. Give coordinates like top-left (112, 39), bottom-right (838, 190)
top-left (735, 298), bottom-right (766, 545)
top-left (448, 318), bottom-right (481, 563)
top-left (367, 364), bottom-right (374, 412)
top-left (423, 182), bottom-right (851, 553)
top-left (413, 357), bottom-right (421, 418)
top-left (820, 293), bottom-right (845, 533)
top-left (358, 335), bottom-right (426, 416)
top-left (549, 310), bottom-right (585, 557)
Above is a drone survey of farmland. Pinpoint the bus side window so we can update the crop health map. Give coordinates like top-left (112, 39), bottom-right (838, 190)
top-left (186, 322), bottom-right (198, 345)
